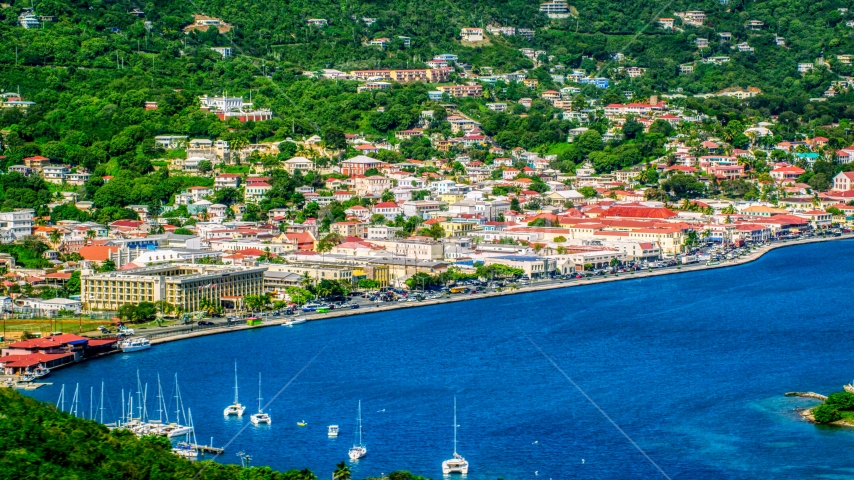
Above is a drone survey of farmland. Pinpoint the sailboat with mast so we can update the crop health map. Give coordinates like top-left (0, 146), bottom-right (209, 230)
top-left (441, 397), bottom-right (469, 475)
top-left (348, 400), bottom-right (367, 460)
top-left (172, 408), bottom-right (199, 458)
top-left (250, 373), bottom-right (271, 425)
top-left (223, 360), bottom-right (246, 417)
top-left (165, 373), bottom-right (193, 438)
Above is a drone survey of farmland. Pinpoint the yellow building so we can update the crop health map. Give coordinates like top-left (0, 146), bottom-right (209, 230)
top-left (353, 264), bottom-right (390, 288)
top-left (625, 228), bottom-right (687, 254)
top-left (440, 193), bottom-right (466, 204)
top-left (331, 221), bottom-right (367, 238)
top-left (265, 263), bottom-right (354, 284)
top-left (81, 264), bottom-right (266, 312)
top-left (439, 221), bottom-right (477, 237)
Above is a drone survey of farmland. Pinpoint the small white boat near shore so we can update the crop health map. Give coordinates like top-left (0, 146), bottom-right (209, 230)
top-left (284, 317), bottom-right (307, 327)
top-left (120, 337), bottom-right (151, 352)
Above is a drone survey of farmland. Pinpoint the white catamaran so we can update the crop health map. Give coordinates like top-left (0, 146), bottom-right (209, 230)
top-left (442, 397), bottom-right (469, 475)
top-left (348, 400), bottom-right (367, 460)
top-left (250, 373), bottom-right (271, 425)
top-left (223, 360), bottom-right (246, 417)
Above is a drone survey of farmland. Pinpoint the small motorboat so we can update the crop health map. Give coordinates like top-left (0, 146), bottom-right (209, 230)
top-left (297, 420), bottom-right (307, 427)
top-left (328, 425), bottom-right (339, 437)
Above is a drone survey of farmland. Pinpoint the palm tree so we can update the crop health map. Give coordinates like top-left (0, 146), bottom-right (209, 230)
top-left (48, 229), bottom-right (62, 248)
top-left (333, 462), bottom-right (351, 480)
top-left (85, 229), bottom-right (95, 243)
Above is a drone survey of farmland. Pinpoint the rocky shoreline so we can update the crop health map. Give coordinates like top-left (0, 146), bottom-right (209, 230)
top-left (786, 386), bottom-right (854, 427)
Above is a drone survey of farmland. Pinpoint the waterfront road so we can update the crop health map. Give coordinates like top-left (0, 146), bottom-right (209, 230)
top-left (82, 232), bottom-right (851, 347)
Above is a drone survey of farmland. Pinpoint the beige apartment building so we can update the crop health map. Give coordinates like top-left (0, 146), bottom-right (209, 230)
top-left (81, 264), bottom-right (265, 312)
top-left (265, 263), bottom-right (354, 285)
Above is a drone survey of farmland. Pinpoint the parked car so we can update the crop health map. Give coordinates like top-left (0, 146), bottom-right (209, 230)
top-left (198, 320), bottom-right (214, 326)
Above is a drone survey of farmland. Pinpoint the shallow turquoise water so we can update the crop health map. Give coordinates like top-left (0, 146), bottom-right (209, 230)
top-left (25, 240), bottom-right (854, 479)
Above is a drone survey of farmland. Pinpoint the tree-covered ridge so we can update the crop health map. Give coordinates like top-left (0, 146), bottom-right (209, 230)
top-left (0, 388), bottom-right (430, 480)
top-left (4, 0), bottom-right (854, 92)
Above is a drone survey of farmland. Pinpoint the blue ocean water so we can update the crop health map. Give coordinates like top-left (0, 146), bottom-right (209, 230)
top-left (23, 240), bottom-right (854, 479)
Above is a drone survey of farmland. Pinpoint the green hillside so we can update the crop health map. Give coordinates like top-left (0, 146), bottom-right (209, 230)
top-left (1, 0), bottom-right (854, 215)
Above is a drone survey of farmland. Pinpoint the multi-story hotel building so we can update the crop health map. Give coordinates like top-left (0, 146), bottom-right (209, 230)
top-left (437, 84), bottom-right (483, 98)
top-left (81, 264), bottom-right (265, 312)
top-left (349, 68), bottom-right (451, 83)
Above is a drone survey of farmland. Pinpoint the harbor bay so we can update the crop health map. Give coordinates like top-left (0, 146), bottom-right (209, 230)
top-left (22, 240), bottom-right (854, 479)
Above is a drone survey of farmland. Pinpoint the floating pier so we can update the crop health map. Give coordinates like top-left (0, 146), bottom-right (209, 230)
top-left (177, 442), bottom-right (224, 454)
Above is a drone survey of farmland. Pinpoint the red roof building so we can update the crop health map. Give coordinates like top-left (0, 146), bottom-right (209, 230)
top-left (0, 352), bottom-right (75, 374)
top-left (78, 245), bottom-right (121, 262)
top-left (603, 205), bottom-right (678, 219)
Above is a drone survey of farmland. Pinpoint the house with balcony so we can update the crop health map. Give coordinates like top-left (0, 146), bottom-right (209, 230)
top-left (460, 28), bottom-right (484, 42)
top-left (354, 176), bottom-right (391, 196)
top-left (283, 156), bottom-right (315, 174)
top-left (341, 155), bottom-right (386, 175)
top-left (42, 165), bottom-right (69, 184)
top-left (244, 181), bottom-right (272, 204)
top-left (66, 172), bottom-right (91, 185)
top-left (833, 171), bottom-right (854, 191)
top-left (373, 202), bottom-right (403, 220)
top-left (658, 18), bottom-right (675, 29)
top-left (747, 20), bottom-right (764, 30)
top-left (215, 173), bottom-right (241, 190)
top-left (770, 166), bottom-right (805, 184)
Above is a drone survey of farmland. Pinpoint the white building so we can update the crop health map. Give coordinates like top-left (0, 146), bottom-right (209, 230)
top-left (540, 0), bottom-right (570, 18)
top-left (42, 165), bottom-right (69, 184)
top-left (0, 209), bottom-right (34, 242)
top-left (460, 28), bottom-right (484, 42)
top-left (18, 298), bottom-right (82, 315)
top-left (211, 47), bottom-right (233, 58)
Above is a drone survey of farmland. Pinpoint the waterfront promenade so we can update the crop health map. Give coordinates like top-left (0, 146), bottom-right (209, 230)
top-left (134, 234), bottom-right (850, 347)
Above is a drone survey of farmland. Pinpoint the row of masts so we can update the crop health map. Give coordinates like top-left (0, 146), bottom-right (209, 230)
top-left (53, 368), bottom-right (464, 472)
top-left (55, 371), bottom-right (208, 457)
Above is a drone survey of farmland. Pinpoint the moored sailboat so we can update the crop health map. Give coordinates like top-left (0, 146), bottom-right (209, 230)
top-left (348, 400), bottom-right (366, 460)
top-left (223, 360), bottom-right (246, 417)
top-left (441, 397), bottom-right (469, 475)
top-left (172, 408), bottom-right (199, 458)
top-left (250, 373), bottom-right (271, 425)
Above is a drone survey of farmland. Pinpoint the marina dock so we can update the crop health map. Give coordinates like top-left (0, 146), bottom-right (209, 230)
top-left (178, 442), bottom-right (224, 454)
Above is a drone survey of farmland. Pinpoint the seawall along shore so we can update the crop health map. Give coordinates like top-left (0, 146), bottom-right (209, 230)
top-left (145, 234), bottom-right (852, 347)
